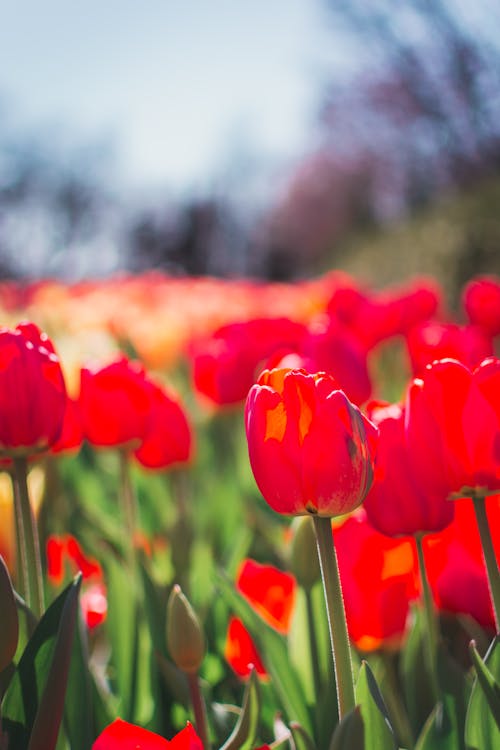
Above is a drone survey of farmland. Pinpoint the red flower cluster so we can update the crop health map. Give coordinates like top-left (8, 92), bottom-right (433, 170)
top-left (326, 278), bottom-right (440, 351)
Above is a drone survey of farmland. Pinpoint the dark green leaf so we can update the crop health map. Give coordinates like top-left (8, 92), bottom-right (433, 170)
top-left (416, 696), bottom-right (462, 750)
top-left (220, 668), bottom-right (260, 750)
top-left (289, 721), bottom-right (316, 750)
top-left (465, 636), bottom-right (500, 750)
top-left (63, 609), bottom-right (94, 750)
top-left (468, 640), bottom-right (500, 732)
top-left (329, 705), bottom-right (364, 750)
top-left (355, 660), bottom-right (397, 749)
top-left (2, 576), bottom-right (81, 750)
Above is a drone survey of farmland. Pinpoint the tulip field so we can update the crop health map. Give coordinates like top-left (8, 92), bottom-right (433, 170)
top-left (0, 270), bottom-right (499, 749)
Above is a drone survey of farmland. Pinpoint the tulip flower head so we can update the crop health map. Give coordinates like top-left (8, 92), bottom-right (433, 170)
top-left (133, 379), bottom-right (193, 470)
top-left (364, 402), bottom-right (454, 537)
top-left (92, 719), bottom-right (202, 750)
top-left (405, 358), bottom-right (500, 500)
top-left (424, 496), bottom-right (500, 629)
top-left (0, 323), bottom-right (67, 456)
top-left (245, 368), bottom-right (377, 517)
top-left (79, 357), bottom-right (151, 449)
top-left (463, 276), bottom-right (500, 337)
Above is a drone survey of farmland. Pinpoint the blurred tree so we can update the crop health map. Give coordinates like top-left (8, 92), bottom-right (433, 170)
top-left (321, 0), bottom-right (500, 207)
top-left (0, 109), bottom-right (120, 279)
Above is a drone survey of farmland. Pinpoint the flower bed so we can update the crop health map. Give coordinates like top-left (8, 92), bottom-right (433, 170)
top-left (0, 271), bottom-right (498, 749)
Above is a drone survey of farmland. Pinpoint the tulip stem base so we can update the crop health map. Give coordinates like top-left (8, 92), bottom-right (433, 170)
top-left (472, 494), bottom-right (500, 632)
top-left (12, 457), bottom-right (44, 618)
top-left (187, 672), bottom-right (210, 750)
top-left (415, 534), bottom-right (440, 702)
top-left (313, 515), bottom-right (355, 720)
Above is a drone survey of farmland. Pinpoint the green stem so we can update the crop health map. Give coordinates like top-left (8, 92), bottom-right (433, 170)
top-left (472, 493), bottom-right (500, 632)
top-left (118, 450), bottom-right (138, 576)
top-left (12, 457), bottom-right (44, 618)
top-left (305, 586), bottom-right (322, 707)
top-left (415, 533), bottom-right (439, 703)
top-left (187, 672), bottom-right (210, 750)
top-left (312, 515), bottom-right (355, 719)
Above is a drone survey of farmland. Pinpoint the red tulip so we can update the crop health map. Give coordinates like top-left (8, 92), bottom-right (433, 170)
top-left (245, 368), bottom-right (377, 516)
top-left (363, 402), bottom-right (454, 536)
top-left (191, 318), bottom-right (307, 406)
top-left (92, 719), bottom-right (202, 750)
top-left (133, 379), bottom-right (193, 470)
top-left (46, 534), bottom-right (106, 629)
top-left (335, 512), bottom-right (418, 651)
top-left (327, 279), bottom-right (440, 350)
top-left (0, 322), bottom-right (66, 456)
top-left (47, 534), bottom-right (102, 584)
top-left (405, 358), bottom-right (500, 499)
top-left (302, 317), bottom-right (372, 405)
top-left (225, 616), bottom-right (267, 678)
top-left (79, 357), bottom-right (152, 449)
top-left (424, 496), bottom-right (500, 628)
top-left (236, 559), bottom-right (296, 633)
top-left (51, 397), bottom-right (83, 455)
top-left (463, 276), bottom-right (500, 337)
top-left (406, 321), bottom-right (492, 376)
top-left (225, 559), bottom-right (296, 678)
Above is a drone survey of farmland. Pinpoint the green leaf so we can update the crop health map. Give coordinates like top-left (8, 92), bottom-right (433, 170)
top-left (465, 636), bottom-right (500, 750)
top-left (220, 667), bottom-right (260, 750)
top-left (401, 607), bottom-right (436, 736)
top-left (416, 696), bottom-right (462, 750)
top-left (2, 576), bottom-right (81, 750)
top-left (468, 640), bottom-right (500, 732)
top-left (105, 554), bottom-right (159, 728)
top-left (289, 721), bottom-right (316, 750)
top-left (62, 609), bottom-right (94, 750)
top-left (415, 642), bottom-right (470, 750)
top-left (329, 705), bottom-right (364, 750)
top-left (355, 660), bottom-right (397, 749)
top-left (216, 570), bottom-right (312, 735)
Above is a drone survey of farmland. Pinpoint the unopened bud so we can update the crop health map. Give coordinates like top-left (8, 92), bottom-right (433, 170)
top-left (166, 584), bottom-right (205, 674)
top-left (0, 555), bottom-right (19, 671)
top-left (289, 516), bottom-right (321, 591)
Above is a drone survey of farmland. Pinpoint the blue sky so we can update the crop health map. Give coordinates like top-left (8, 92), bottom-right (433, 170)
top-left (0, 1), bottom-right (347, 193)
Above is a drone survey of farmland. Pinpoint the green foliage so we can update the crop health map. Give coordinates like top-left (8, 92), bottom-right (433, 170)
top-left (2, 576), bottom-right (81, 750)
top-left (465, 637), bottom-right (500, 750)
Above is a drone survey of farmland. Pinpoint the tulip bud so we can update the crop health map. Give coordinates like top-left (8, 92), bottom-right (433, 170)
top-left (289, 517), bottom-right (320, 591)
top-left (0, 555), bottom-right (19, 672)
top-left (166, 585), bottom-right (205, 674)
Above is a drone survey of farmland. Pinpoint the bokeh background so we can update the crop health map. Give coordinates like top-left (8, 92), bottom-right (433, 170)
top-left (2, 0), bottom-right (500, 306)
